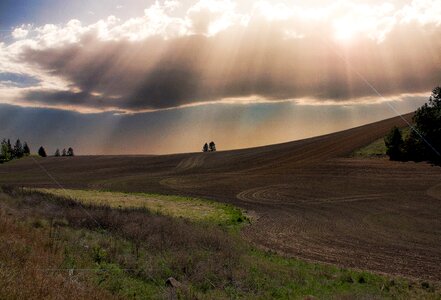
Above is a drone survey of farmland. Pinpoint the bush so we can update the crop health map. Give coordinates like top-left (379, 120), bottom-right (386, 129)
top-left (385, 127), bottom-right (403, 161)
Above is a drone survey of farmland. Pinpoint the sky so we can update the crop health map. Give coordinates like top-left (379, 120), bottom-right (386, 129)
top-left (0, 0), bottom-right (440, 154)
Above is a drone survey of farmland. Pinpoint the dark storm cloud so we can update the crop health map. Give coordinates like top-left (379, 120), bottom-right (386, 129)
top-left (24, 90), bottom-right (101, 106)
top-left (20, 22), bottom-right (441, 111)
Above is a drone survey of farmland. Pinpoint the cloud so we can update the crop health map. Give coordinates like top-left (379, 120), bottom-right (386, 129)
top-left (187, 0), bottom-right (240, 35)
top-left (3, 0), bottom-right (441, 113)
top-left (12, 27), bottom-right (30, 39)
top-left (164, 0), bottom-right (181, 11)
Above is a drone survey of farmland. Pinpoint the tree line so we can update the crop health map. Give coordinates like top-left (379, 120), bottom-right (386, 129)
top-left (385, 86), bottom-right (441, 165)
top-left (1, 139), bottom-right (75, 163)
top-left (54, 148), bottom-right (74, 157)
top-left (0, 139), bottom-right (30, 163)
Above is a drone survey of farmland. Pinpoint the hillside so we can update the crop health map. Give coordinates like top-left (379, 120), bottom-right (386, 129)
top-left (2, 113), bottom-right (441, 280)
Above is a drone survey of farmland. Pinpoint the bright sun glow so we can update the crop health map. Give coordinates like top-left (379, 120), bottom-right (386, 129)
top-left (335, 27), bottom-right (355, 41)
top-left (333, 19), bottom-right (356, 41)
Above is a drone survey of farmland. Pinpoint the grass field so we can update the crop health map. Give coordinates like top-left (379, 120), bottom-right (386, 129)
top-left (32, 188), bottom-right (248, 227)
top-left (1, 187), bottom-right (439, 299)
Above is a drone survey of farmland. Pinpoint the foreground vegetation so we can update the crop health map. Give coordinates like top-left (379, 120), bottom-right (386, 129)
top-left (1, 187), bottom-right (439, 299)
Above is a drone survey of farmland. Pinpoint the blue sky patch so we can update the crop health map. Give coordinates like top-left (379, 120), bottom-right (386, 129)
top-left (0, 72), bottom-right (40, 87)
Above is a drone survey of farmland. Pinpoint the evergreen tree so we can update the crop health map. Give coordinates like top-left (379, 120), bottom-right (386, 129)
top-left (203, 143), bottom-right (209, 152)
top-left (402, 130), bottom-right (424, 162)
top-left (54, 149), bottom-right (61, 157)
top-left (62, 148), bottom-right (67, 156)
top-left (412, 86), bottom-right (441, 163)
top-left (209, 141), bottom-right (216, 152)
top-left (0, 139), bottom-right (11, 162)
top-left (7, 139), bottom-right (12, 155)
top-left (38, 146), bottom-right (47, 158)
top-left (384, 127), bottom-right (403, 161)
top-left (23, 142), bottom-right (30, 156)
top-left (67, 147), bottom-right (74, 157)
top-left (13, 139), bottom-right (23, 158)
top-left (0, 140), bottom-right (4, 161)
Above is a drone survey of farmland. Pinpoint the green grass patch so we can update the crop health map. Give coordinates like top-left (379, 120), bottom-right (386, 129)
top-left (33, 188), bottom-right (248, 227)
top-left (239, 249), bottom-right (426, 299)
top-left (352, 127), bottom-right (411, 158)
top-left (352, 137), bottom-right (387, 157)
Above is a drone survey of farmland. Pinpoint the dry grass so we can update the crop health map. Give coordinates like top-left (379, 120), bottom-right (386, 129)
top-left (0, 197), bottom-right (116, 299)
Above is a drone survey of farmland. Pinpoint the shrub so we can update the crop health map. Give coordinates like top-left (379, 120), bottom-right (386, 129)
top-left (384, 127), bottom-right (403, 161)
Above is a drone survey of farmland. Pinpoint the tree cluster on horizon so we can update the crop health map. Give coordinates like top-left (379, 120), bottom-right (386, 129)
top-left (202, 141), bottom-right (216, 152)
top-left (54, 147), bottom-right (74, 157)
top-left (0, 140), bottom-right (76, 162)
top-left (0, 138), bottom-right (30, 163)
top-left (385, 86), bottom-right (441, 165)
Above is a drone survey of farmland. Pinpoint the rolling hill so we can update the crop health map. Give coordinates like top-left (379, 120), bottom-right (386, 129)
top-left (1, 112), bottom-right (441, 281)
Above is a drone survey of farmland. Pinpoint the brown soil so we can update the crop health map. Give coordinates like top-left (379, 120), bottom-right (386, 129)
top-left (1, 113), bottom-right (441, 281)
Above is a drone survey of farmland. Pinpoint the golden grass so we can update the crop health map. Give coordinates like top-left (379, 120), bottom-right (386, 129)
top-left (33, 188), bottom-right (244, 225)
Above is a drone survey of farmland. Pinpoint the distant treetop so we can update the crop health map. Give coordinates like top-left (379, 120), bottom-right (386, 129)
top-left (209, 141), bottom-right (216, 152)
top-left (202, 141), bottom-right (217, 152)
top-left (38, 146), bottom-right (47, 158)
top-left (23, 142), bottom-right (30, 156)
top-left (67, 147), bottom-right (74, 157)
